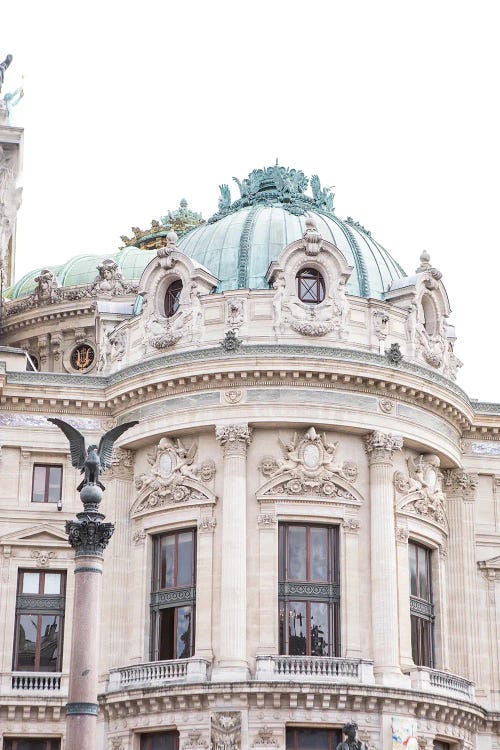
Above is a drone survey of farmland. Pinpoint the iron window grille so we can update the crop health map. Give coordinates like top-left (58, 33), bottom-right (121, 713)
top-left (164, 279), bottom-right (183, 318)
top-left (296, 267), bottom-right (326, 304)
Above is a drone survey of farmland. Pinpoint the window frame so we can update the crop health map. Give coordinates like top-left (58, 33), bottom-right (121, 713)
top-left (13, 570), bottom-right (66, 673)
top-left (31, 464), bottom-right (63, 504)
top-left (164, 279), bottom-right (183, 318)
top-left (296, 267), bottom-right (326, 304)
top-left (286, 727), bottom-right (341, 750)
top-left (3, 739), bottom-right (61, 750)
top-left (409, 541), bottom-right (434, 667)
top-left (278, 523), bottom-right (340, 657)
top-left (139, 731), bottom-right (179, 750)
top-left (150, 529), bottom-right (196, 661)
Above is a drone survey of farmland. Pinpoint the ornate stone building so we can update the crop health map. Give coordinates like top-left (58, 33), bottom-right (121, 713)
top-left (1, 150), bottom-right (499, 750)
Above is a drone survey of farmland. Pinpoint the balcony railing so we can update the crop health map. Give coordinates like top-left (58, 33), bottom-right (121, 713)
top-left (11, 672), bottom-right (62, 691)
top-left (107, 658), bottom-right (210, 692)
top-left (255, 656), bottom-right (375, 684)
top-left (407, 667), bottom-right (475, 700)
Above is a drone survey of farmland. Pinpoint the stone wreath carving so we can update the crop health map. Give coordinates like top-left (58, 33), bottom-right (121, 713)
top-left (286, 278), bottom-right (349, 339)
top-left (258, 426), bottom-right (359, 500)
top-left (134, 436), bottom-right (216, 514)
top-left (394, 454), bottom-right (447, 528)
top-left (145, 312), bottom-right (186, 349)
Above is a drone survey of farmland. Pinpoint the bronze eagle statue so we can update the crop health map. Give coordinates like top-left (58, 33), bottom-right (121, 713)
top-left (47, 418), bottom-right (138, 491)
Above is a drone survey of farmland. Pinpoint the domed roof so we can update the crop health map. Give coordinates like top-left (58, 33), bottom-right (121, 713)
top-left (7, 165), bottom-right (407, 301)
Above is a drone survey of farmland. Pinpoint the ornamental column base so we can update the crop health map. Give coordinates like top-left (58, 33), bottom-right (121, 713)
top-left (212, 661), bottom-right (250, 682)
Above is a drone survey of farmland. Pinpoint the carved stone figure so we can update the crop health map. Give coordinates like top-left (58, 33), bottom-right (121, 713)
top-left (227, 297), bottom-right (244, 328)
top-left (259, 456), bottom-right (279, 477)
top-left (218, 184), bottom-right (231, 212)
top-left (310, 174), bottom-right (335, 211)
top-left (373, 310), bottom-right (389, 339)
top-left (272, 273), bottom-right (287, 336)
top-left (33, 269), bottom-right (59, 305)
top-left (394, 453), bottom-right (447, 526)
top-left (336, 722), bottom-right (367, 750)
top-left (303, 216), bottom-right (322, 256)
top-left (0, 54), bottom-right (13, 93)
top-left (189, 281), bottom-right (203, 341)
top-left (157, 231), bottom-right (178, 269)
top-left (405, 303), bottom-right (418, 344)
top-left (332, 279), bottom-right (349, 338)
top-left (90, 259), bottom-right (127, 296)
top-left (47, 418), bottom-right (138, 491)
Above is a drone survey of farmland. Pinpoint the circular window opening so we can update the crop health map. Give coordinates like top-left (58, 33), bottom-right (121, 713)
top-left (296, 267), bottom-right (325, 304)
top-left (70, 344), bottom-right (95, 372)
top-left (164, 279), bottom-right (183, 318)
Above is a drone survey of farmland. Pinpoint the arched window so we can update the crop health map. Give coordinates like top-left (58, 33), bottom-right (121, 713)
top-left (164, 279), bottom-right (183, 318)
top-left (421, 294), bottom-right (437, 335)
top-left (296, 268), bottom-right (325, 304)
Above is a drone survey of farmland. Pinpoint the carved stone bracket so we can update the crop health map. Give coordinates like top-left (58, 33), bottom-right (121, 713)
top-left (365, 431), bottom-right (403, 464)
top-left (252, 726), bottom-right (279, 747)
top-left (199, 517), bottom-right (216, 533)
top-left (342, 518), bottom-right (360, 532)
top-left (257, 513), bottom-right (277, 528)
top-left (131, 528), bottom-right (146, 545)
top-left (395, 524), bottom-right (409, 544)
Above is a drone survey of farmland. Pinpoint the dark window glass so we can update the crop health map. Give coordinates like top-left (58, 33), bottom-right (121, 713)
top-left (31, 465), bottom-right (62, 504)
top-left (409, 542), bottom-right (434, 667)
top-left (286, 727), bottom-right (341, 750)
top-left (164, 279), bottom-right (183, 318)
top-left (151, 530), bottom-right (196, 661)
top-left (279, 525), bottom-right (339, 656)
top-left (296, 268), bottom-right (325, 304)
top-left (13, 571), bottom-right (65, 673)
top-left (3, 741), bottom-right (60, 750)
top-left (140, 731), bottom-right (179, 750)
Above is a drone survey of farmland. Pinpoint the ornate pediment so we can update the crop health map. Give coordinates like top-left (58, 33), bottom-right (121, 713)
top-left (0, 523), bottom-right (69, 547)
top-left (131, 435), bottom-right (216, 516)
top-left (394, 454), bottom-right (448, 531)
top-left (256, 426), bottom-right (362, 504)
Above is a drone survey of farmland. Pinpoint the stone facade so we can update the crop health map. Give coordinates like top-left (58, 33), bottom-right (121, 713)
top-left (0, 158), bottom-right (499, 750)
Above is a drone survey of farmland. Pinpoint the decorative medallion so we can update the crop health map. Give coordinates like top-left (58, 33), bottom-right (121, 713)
top-left (70, 344), bottom-right (95, 372)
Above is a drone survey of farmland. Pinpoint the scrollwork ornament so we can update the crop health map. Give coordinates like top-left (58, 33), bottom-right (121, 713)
top-left (396, 525), bottom-right (409, 544)
top-left (30, 550), bottom-right (55, 567)
top-left (132, 528), bottom-right (146, 545)
top-left (379, 398), bottom-right (394, 413)
top-left (342, 518), bottom-right (360, 532)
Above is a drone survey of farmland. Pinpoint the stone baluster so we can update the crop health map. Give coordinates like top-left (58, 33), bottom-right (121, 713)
top-left (444, 469), bottom-right (480, 683)
top-left (365, 431), bottom-right (407, 685)
top-left (213, 423), bottom-right (252, 681)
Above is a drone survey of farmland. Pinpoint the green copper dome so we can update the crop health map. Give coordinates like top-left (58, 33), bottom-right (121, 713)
top-left (7, 166), bottom-right (407, 301)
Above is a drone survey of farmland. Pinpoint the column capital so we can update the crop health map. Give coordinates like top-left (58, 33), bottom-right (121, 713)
top-left (443, 468), bottom-right (478, 500)
top-left (215, 423), bottom-right (253, 456)
top-left (365, 431), bottom-right (403, 464)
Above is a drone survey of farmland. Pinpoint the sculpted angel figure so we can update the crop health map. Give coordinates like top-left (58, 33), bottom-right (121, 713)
top-left (47, 418), bottom-right (138, 491)
top-left (273, 434), bottom-right (301, 474)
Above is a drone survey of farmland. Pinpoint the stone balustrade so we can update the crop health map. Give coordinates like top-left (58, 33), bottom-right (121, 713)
top-left (407, 667), bottom-right (475, 700)
top-left (107, 658), bottom-right (210, 692)
top-left (11, 672), bottom-right (63, 692)
top-left (255, 656), bottom-right (375, 684)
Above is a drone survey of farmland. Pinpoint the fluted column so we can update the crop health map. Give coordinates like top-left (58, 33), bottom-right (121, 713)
top-left (444, 469), bottom-right (480, 683)
top-left (212, 423), bottom-right (252, 681)
top-left (365, 431), bottom-right (407, 685)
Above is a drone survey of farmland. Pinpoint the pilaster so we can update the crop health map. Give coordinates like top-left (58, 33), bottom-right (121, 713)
top-left (212, 423), bottom-right (252, 681)
top-left (256, 507), bottom-right (278, 655)
top-left (342, 517), bottom-right (362, 657)
top-left (365, 430), bottom-right (408, 686)
top-left (395, 521), bottom-right (413, 670)
top-left (195, 511), bottom-right (216, 660)
top-left (444, 469), bottom-right (480, 684)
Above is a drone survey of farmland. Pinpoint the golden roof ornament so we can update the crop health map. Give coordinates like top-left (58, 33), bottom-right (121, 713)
top-left (120, 199), bottom-right (204, 250)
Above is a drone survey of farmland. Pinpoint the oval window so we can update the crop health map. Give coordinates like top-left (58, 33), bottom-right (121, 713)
top-left (296, 268), bottom-right (325, 304)
top-left (164, 279), bottom-right (183, 318)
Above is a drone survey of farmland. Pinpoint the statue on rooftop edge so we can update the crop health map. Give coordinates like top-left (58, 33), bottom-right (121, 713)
top-left (47, 418), bottom-right (138, 492)
top-left (0, 55), bottom-right (13, 93)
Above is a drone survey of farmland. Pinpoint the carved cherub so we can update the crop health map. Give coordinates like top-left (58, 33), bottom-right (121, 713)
top-left (274, 434), bottom-right (301, 474)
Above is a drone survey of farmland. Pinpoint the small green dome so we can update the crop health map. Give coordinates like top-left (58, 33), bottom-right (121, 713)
top-left (9, 247), bottom-right (157, 299)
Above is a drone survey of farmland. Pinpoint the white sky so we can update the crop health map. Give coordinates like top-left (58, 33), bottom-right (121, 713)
top-left (2, 1), bottom-right (500, 401)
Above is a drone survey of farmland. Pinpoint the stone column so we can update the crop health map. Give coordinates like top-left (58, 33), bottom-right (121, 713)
top-left (212, 423), bottom-right (252, 681)
top-left (444, 469), bottom-right (480, 683)
top-left (65, 484), bottom-right (114, 750)
top-left (365, 431), bottom-right (407, 686)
